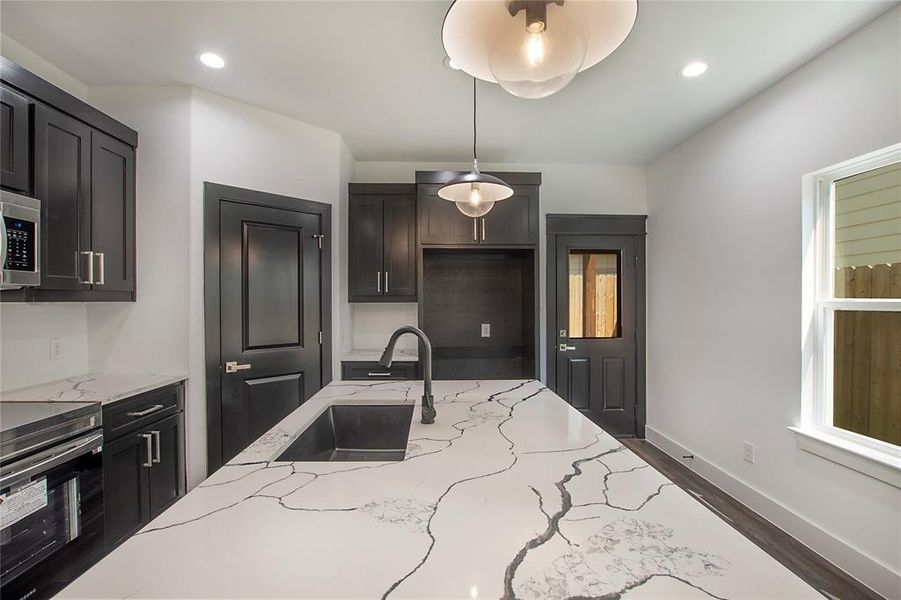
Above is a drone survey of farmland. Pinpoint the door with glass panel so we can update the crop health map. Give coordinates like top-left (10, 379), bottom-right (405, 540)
top-left (555, 235), bottom-right (638, 435)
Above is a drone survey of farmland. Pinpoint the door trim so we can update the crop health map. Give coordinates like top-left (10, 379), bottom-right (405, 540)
top-left (546, 214), bottom-right (647, 437)
top-left (203, 182), bottom-right (333, 473)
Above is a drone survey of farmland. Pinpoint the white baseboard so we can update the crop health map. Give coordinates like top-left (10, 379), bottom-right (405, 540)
top-left (645, 426), bottom-right (900, 598)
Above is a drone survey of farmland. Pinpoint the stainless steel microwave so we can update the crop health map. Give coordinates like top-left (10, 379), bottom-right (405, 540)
top-left (1, 190), bottom-right (41, 289)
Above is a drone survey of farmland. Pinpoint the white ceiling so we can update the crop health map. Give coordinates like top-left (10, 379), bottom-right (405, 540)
top-left (0, 1), bottom-right (894, 164)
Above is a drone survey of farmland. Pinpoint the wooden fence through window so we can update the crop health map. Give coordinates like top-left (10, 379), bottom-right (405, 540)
top-left (832, 264), bottom-right (901, 446)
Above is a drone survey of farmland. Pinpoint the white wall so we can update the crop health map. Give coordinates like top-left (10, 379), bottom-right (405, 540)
top-left (0, 44), bottom-right (91, 392)
top-left (0, 304), bottom-right (88, 390)
top-left (351, 161), bottom-right (648, 375)
top-left (646, 7), bottom-right (901, 596)
top-left (188, 88), bottom-right (347, 486)
top-left (85, 87), bottom-right (192, 378)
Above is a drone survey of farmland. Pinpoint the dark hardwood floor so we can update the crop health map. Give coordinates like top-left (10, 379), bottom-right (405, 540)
top-left (620, 439), bottom-right (884, 600)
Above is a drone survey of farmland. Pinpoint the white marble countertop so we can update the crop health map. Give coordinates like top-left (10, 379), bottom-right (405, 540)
top-left (341, 348), bottom-right (418, 362)
top-left (0, 373), bottom-right (187, 405)
top-left (61, 380), bottom-right (816, 599)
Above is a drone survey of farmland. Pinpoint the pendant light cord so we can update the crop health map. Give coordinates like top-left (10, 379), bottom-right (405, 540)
top-left (472, 77), bottom-right (477, 162)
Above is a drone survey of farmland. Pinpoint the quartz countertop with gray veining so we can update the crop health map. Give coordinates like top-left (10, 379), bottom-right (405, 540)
top-left (0, 373), bottom-right (186, 405)
top-left (341, 348), bottom-right (418, 362)
top-left (60, 380), bottom-right (817, 599)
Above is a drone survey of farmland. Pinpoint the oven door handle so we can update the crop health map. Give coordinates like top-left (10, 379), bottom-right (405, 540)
top-left (0, 432), bottom-right (102, 489)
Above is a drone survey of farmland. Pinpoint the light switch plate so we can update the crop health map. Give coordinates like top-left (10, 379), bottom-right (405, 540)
top-left (49, 338), bottom-right (63, 361)
top-left (481, 324), bottom-right (490, 337)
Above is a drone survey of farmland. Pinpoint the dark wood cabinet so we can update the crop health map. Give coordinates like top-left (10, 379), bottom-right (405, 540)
top-left (91, 131), bottom-right (135, 292)
top-left (0, 85), bottom-right (31, 193)
top-left (341, 361), bottom-right (418, 381)
top-left (480, 186), bottom-right (539, 244)
top-left (417, 184), bottom-right (480, 245)
top-left (103, 430), bottom-right (149, 549)
top-left (103, 383), bottom-right (185, 550)
top-left (417, 182), bottom-right (539, 246)
top-left (348, 184), bottom-right (416, 302)
top-left (33, 103), bottom-right (92, 291)
top-left (1, 57), bottom-right (137, 302)
top-left (146, 413), bottom-right (182, 517)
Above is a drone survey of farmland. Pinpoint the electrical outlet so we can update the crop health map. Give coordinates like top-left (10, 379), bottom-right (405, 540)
top-left (481, 323), bottom-right (490, 338)
top-left (743, 441), bottom-right (755, 464)
top-left (49, 338), bottom-right (63, 361)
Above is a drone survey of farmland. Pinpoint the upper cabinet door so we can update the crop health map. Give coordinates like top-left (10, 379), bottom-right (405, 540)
top-left (383, 195), bottom-right (416, 299)
top-left (33, 104), bottom-right (92, 291)
top-left (418, 184), bottom-right (480, 245)
top-left (348, 195), bottom-right (384, 300)
top-left (480, 186), bottom-right (539, 245)
top-left (91, 131), bottom-right (135, 293)
top-left (0, 86), bottom-right (31, 193)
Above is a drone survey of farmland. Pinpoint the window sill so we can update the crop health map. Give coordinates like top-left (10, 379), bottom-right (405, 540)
top-left (789, 427), bottom-right (901, 488)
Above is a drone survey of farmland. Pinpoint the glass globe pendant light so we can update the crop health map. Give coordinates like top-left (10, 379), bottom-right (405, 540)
top-left (442, 0), bottom-right (638, 100)
top-left (438, 78), bottom-right (513, 217)
top-left (488, 1), bottom-right (587, 99)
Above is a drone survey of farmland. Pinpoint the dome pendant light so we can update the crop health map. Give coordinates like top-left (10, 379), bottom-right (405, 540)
top-left (438, 78), bottom-right (513, 218)
top-left (442, 0), bottom-right (638, 99)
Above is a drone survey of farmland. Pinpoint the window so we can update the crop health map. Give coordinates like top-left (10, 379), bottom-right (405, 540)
top-left (568, 251), bottom-right (620, 338)
top-left (799, 144), bottom-right (901, 485)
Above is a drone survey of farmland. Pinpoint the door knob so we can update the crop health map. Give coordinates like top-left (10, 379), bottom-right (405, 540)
top-left (225, 361), bottom-right (252, 373)
top-left (559, 344), bottom-right (576, 352)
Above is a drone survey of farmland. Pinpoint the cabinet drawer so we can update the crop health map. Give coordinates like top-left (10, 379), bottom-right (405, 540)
top-left (103, 383), bottom-right (183, 442)
top-left (341, 361), bottom-right (418, 381)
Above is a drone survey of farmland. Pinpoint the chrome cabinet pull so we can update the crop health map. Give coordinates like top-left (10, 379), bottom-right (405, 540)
top-left (481, 218), bottom-right (486, 241)
top-left (225, 361), bottom-right (252, 373)
top-left (367, 372), bottom-right (392, 377)
top-left (94, 252), bottom-right (105, 285)
top-left (127, 404), bottom-right (164, 418)
top-left (151, 430), bottom-right (161, 464)
top-left (79, 251), bottom-right (94, 284)
top-left (473, 219), bottom-right (477, 241)
top-left (141, 433), bottom-right (153, 467)
top-left (384, 271), bottom-right (389, 293)
top-left (377, 270), bottom-right (382, 293)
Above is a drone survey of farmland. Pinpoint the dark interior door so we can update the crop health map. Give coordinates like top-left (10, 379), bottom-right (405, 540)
top-left (219, 200), bottom-right (322, 463)
top-left (555, 235), bottom-right (638, 436)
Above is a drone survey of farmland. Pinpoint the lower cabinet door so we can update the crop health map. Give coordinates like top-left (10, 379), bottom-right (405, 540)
top-left (147, 414), bottom-right (182, 519)
top-left (103, 431), bottom-right (151, 549)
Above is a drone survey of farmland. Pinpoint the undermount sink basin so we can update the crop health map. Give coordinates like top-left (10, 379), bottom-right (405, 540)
top-left (276, 404), bottom-right (414, 462)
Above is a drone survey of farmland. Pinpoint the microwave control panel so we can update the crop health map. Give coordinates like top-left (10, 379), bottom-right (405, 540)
top-left (4, 216), bottom-right (37, 272)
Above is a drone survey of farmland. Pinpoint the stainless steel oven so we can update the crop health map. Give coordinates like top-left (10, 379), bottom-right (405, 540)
top-left (0, 402), bottom-right (104, 600)
top-left (1, 190), bottom-right (41, 289)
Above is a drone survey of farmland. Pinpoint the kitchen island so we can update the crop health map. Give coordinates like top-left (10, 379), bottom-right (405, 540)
top-left (61, 380), bottom-right (816, 599)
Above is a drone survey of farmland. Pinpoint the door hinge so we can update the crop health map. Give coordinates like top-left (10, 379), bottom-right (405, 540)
top-left (312, 233), bottom-right (324, 250)
top-left (318, 331), bottom-right (323, 345)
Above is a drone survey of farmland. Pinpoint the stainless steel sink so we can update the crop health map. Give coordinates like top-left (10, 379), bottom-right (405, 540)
top-left (275, 404), bottom-right (414, 462)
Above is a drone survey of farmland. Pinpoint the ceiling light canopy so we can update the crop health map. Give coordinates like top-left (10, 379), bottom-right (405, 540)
top-left (680, 61), bottom-right (708, 78)
top-left (198, 52), bottom-right (226, 69)
top-left (438, 78), bottom-right (514, 217)
top-left (442, 0), bottom-right (638, 99)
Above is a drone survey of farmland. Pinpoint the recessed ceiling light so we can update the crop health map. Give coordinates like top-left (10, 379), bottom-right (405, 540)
top-left (198, 52), bottom-right (226, 69)
top-left (680, 61), bottom-right (708, 78)
top-left (443, 56), bottom-right (461, 71)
